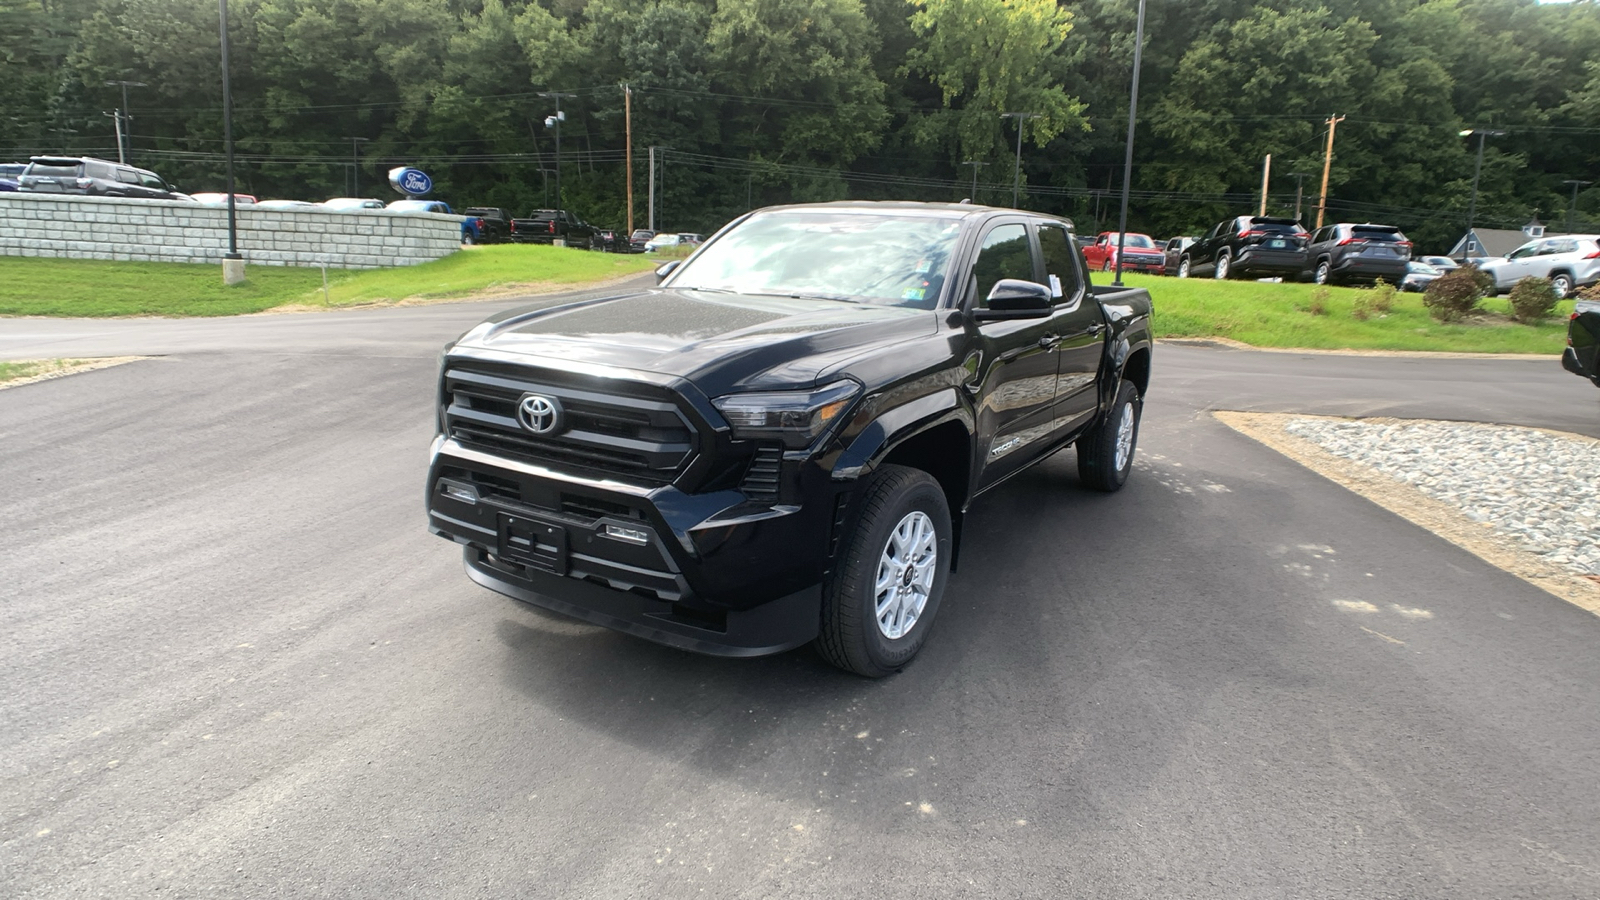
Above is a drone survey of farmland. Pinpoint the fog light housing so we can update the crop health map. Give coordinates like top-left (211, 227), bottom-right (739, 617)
top-left (604, 524), bottom-right (650, 545)
top-left (441, 481), bottom-right (479, 504)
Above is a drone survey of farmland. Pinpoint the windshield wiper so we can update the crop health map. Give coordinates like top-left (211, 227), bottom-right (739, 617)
top-left (764, 292), bottom-right (862, 304)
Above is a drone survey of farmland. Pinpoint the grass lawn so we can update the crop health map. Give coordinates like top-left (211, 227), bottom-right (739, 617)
top-left (1113, 273), bottom-right (1574, 355)
top-left (0, 245), bottom-right (656, 317)
top-left (0, 359), bottom-right (81, 383)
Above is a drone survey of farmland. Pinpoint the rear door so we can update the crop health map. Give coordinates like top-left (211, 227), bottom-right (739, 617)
top-left (967, 219), bottom-right (1063, 490)
top-left (1037, 221), bottom-right (1105, 434)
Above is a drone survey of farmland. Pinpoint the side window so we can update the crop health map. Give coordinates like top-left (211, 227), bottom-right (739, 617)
top-left (972, 223), bottom-right (1035, 306)
top-left (115, 168), bottom-right (140, 184)
top-left (1209, 221), bottom-right (1226, 239)
top-left (138, 173), bottom-right (165, 190)
top-left (1508, 243), bottom-right (1538, 260)
top-left (1552, 239), bottom-right (1578, 254)
top-left (85, 161), bottom-right (112, 179)
top-left (1037, 224), bottom-right (1083, 303)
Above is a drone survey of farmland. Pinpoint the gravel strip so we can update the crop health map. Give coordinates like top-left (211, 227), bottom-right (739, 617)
top-left (1283, 418), bottom-right (1600, 577)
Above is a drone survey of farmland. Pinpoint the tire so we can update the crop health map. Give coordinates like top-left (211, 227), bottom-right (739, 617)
top-left (1178, 256), bottom-right (1192, 278)
top-left (1076, 380), bottom-right (1143, 493)
top-left (817, 465), bottom-right (952, 678)
top-left (461, 233), bottom-right (477, 246)
top-left (1551, 272), bottom-right (1574, 298)
top-left (1102, 259), bottom-right (1113, 272)
top-left (1214, 252), bottom-right (1232, 280)
top-left (1315, 259), bottom-right (1331, 285)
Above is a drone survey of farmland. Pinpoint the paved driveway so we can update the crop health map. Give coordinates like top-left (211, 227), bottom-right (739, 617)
top-left (4, 288), bottom-right (1598, 898)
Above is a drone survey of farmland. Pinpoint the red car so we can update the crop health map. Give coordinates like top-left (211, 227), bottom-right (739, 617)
top-left (1081, 232), bottom-right (1165, 274)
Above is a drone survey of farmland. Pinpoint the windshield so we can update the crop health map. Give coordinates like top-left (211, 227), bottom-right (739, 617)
top-left (1109, 234), bottom-right (1156, 249)
top-left (669, 211), bottom-right (962, 310)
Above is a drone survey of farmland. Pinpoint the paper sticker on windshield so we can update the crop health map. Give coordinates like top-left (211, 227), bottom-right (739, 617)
top-left (915, 258), bottom-right (932, 274)
top-left (902, 288), bottom-right (927, 301)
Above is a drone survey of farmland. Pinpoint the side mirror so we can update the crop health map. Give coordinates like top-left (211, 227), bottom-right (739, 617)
top-left (973, 279), bottom-right (1052, 320)
top-left (655, 260), bottom-right (681, 284)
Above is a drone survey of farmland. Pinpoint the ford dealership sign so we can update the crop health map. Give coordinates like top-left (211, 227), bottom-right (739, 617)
top-left (388, 166), bottom-right (433, 197)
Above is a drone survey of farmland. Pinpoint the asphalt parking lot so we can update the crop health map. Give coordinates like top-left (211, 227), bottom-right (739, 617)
top-left (3, 285), bottom-right (1599, 898)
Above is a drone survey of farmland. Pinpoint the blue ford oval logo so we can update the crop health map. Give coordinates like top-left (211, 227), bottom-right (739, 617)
top-left (387, 166), bottom-right (433, 197)
top-left (517, 394), bottom-right (562, 435)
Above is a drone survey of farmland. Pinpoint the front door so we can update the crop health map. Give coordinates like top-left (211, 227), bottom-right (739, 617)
top-left (969, 220), bottom-right (1062, 491)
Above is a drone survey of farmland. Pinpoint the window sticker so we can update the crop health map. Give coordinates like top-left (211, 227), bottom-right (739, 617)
top-left (1049, 274), bottom-right (1063, 297)
top-left (915, 258), bottom-right (932, 274)
top-left (901, 287), bottom-right (927, 301)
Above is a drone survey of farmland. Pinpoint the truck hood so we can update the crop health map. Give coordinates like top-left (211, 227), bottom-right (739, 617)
top-left (458, 288), bottom-right (939, 393)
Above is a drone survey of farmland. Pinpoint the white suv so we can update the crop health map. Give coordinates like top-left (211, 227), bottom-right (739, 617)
top-left (1478, 235), bottom-right (1600, 298)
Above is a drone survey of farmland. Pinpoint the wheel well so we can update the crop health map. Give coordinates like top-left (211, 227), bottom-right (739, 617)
top-left (880, 421), bottom-right (970, 518)
top-left (1122, 348), bottom-right (1152, 398)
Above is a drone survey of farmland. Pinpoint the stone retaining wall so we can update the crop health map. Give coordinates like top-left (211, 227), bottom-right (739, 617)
top-left (0, 193), bottom-right (463, 268)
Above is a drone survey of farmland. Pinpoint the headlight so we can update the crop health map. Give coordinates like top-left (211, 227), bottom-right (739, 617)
top-left (712, 381), bottom-right (861, 448)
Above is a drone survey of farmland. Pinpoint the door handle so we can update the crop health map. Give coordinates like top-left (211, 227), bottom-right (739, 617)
top-left (1087, 323), bottom-right (1107, 337)
top-left (1038, 334), bottom-right (1061, 349)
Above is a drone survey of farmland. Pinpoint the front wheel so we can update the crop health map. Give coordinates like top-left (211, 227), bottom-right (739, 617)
top-left (1315, 260), bottom-right (1331, 284)
top-left (1102, 259), bottom-right (1113, 272)
top-left (1178, 256), bottom-right (1192, 278)
top-left (461, 233), bottom-right (477, 246)
top-left (1077, 380), bottom-right (1143, 492)
top-left (1214, 252), bottom-right (1232, 280)
top-left (817, 465), bottom-right (952, 678)
top-left (1551, 272), bottom-right (1574, 298)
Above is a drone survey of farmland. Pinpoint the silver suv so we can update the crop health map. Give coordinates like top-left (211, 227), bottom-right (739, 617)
top-left (1478, 235), bottom-right (1600, 298)
top-left (18, 156), bottom-right (179, 200)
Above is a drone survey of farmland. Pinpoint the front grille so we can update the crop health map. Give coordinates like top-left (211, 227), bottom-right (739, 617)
top-left (445, 363), bottom-right (697, 485)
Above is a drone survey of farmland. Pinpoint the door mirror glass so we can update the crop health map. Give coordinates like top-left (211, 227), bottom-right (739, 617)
top-left (655, 260), bottom-right (681, 283)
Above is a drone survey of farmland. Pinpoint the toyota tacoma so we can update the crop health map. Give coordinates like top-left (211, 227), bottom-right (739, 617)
top-left (427, 201), bottom-right (1154, 676)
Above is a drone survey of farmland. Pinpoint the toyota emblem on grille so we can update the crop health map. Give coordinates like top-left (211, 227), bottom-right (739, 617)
top-left (517, 394), bottom-right (563, 435)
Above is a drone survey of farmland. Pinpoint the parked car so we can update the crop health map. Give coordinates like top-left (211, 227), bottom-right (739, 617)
top-left (1178, 215), bottom-right (1308, 280)
top-left (510, 209), bottom-right (598, 248)
top-left (1400, 260), bottom-right (1444, 293)
top-left (1301, 223), bottom-right (1411, 285)
top-left (1476, 235), bottom-right (1600, 298)
top-left (1563, 296), bottom-right (1600, 387)
top-left (1162, 237), bottom-right (1196, 276)
top-left (255, 200), bottom-right (318, 210)
top-left (425, 200), bottom-right (1154, 675)
top-left (0, 162), bottom-right (24, 192)
top-left (644, 233), bottom-right (687, 252)
top-left (387, 199), bottom-right (453, 214)
top-left (461, 207), bottom-right (513, 245)
top-left (628, 229), bottom-right (657, 252)
top-left (678, 232), bottom-right (706, 246)
top-left (18, 155), bottom-right (180, 200)
top-left (1419, 255), bottom-right (1459, 272)
top-left (1081, 232), bottom-right (1165, 274)
top-left (190, 192), bottom-right (258, 206)
top-left (322, 197), bottom-right (385, 210)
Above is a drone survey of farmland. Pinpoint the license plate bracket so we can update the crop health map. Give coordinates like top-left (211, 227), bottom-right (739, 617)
top-left (497, 514), bottom-right (569, 575)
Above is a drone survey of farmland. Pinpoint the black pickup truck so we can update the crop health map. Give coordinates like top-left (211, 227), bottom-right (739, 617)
top-left (427, 201), bottom-right (1154, 676)
top-left (511, 209), bottom-right (598, 249)
top-left (461, 207), bottom-right (513, 245)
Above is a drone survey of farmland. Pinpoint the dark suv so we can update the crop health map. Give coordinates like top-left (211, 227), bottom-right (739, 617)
top-left (1303, 223), bottom-right (1412, 285)
top-left (1178, 215), bottom-right (1308, 280)
top-left (18, 156), bottom-right (179, 200)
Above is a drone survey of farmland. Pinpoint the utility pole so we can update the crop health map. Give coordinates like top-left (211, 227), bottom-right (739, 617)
top-left (103, 110), bottom-right (126, 165)
top-left (540, 91), bottom-right (576, 211)
top-left (961, 160), bottom-right (987, 202)
top-left (1001, 112), bottom-right (1041, 208)
top-left (104, 79), bottom-right (145, 164)
top-left (345, 136), bottom-right (369, 195)
top-left (1286, 172), bottom-right (1311, 222)
top-left (1563, 179), bottom-right (1591, 233)
top-left (1315, 113), bottom-right (1345, 230)
top-left (624, 85), bottom-right (633, 236)
top-left (1259, 154), bottom-right (1271, 216)
top-left (1460, 127), bottom-right (1506, 232)
top-left (1112, 0), bottom-right (1147, 286)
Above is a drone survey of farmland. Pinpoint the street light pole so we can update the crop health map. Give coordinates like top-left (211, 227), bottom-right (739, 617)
top-left (961, 160), bottom-right (987, 202)
top-left (1460, 127), bottom-right (1505, 232)
top-left (104, 79), bottom-right (146, 164)
top-left (1112, 0), bottom-right (1147, 287)
top-left (345, 136), bottom-right (369, 196)
top-left (1562, 179), bottom-right (1590, 233)
top-left (1000, 112), bottom-right (1041, 208)
top-left (1286, 172), bottom-right (1311, 222)
top-left (540, 91), bottom-right (576, 211)
top-left (218, 0), bottom-right (242, 284)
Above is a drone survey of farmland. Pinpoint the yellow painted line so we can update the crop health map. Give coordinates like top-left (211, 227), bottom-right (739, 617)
top-left (1215, 411), bottom-right (1600, 619)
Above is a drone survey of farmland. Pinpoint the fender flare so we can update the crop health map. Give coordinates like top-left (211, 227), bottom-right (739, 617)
top-left (830, 387), bottom-right (968, 482)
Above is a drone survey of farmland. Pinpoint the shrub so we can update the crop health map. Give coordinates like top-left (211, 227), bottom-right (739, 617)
top-left (1351, 293), bottom-right (1373, 320)
top-left (1507, 276), bottom-right (1560, 323)
top-left (1460, 262), bottom-right (1496, 297)
top-left (1370, 278), bottom-right (1396, 314)
top-left (1422, 267), bottom-right (1485, 322)
top-left (1307, 285), bottom-right (1329, 316)
top-left (1577, 282), bottom-right (1600, 302)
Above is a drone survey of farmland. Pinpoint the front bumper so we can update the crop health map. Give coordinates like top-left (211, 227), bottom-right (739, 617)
top-left (1114, 256), bottom-right (1165, 274)
top-left (427, 435), bottom-right (836, 656)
